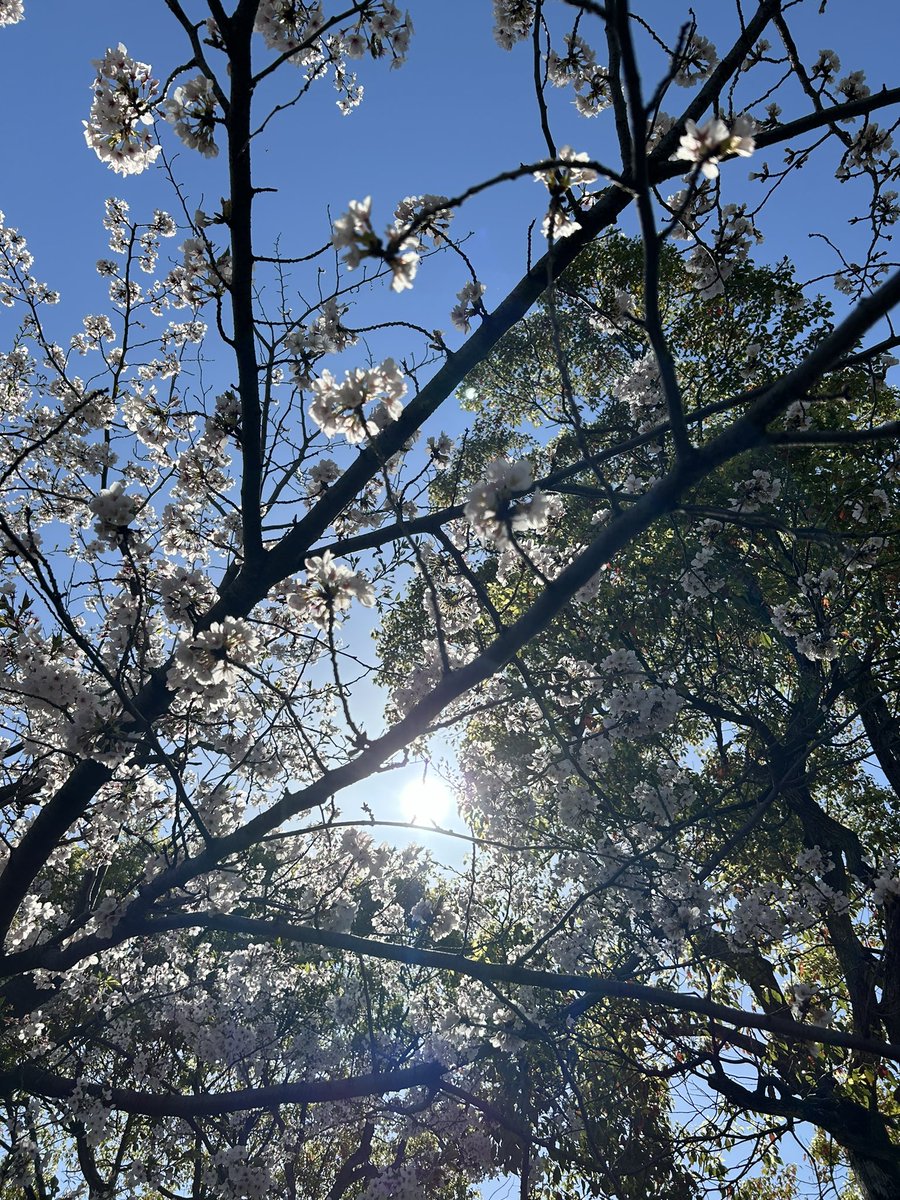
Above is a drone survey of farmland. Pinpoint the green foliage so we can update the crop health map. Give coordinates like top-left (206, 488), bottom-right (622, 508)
top-left (379, 234), bottom-right (900, 1197)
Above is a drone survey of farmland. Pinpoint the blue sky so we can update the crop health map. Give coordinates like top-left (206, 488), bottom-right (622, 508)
top-left (2, 0), bottom-right (896, 344)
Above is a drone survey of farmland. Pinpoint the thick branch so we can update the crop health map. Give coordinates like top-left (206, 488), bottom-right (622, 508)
top-left (1, 1062), bottom-right (444, 1119)
top-left (109, 912), bottom-right (900, 1062)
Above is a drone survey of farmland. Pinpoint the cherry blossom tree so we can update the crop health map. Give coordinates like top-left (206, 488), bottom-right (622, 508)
top-left (0, 2), bottom-right (899, 1198)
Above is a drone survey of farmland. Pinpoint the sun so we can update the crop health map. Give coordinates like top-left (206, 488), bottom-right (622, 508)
top-left (400, 775), bottom-right (453, 825)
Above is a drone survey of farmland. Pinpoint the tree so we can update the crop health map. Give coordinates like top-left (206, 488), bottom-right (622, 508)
top-left (0, 1), bottom-right (898, 1197)
top-left (379, 234), bottom-right (900, 1196)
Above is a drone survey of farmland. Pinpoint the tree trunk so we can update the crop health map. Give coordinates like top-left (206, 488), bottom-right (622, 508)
top-left (824, 1099), bottom-right (900, 1200)
top-left (847, 1147), bottom-right (900, 1200)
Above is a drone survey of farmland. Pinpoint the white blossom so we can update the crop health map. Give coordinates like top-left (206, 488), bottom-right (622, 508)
top-left (873, 868), bottom-right (900, 905)
top-left (464, 458), bottom-right (549, 546)
top-left (254, 0), bottom-right (324, 59)
top-left (730, 469), bottom-right (781, 512)
top-left (332, 196), bottom-right (421, 289)
top-left (288, 552), bottom-right (375, 629)
top-left (674, 116), bottom-right (755, 179)
top-left (450, 279), bottom-right (486, 333)
top-left (618, 352), bottom-right (666, 429)
top-left (393, 193), bottom-right (452, 244)
top-left (83, 45), bottom-right (162, 176)
top-left (163, 74), bottom-right (219, 157)
top-left (534, 144), bottom-right (598, 190)
top-left (0, 0), bottom-right (24, 26)
top-left (838, 70), bottom-right (870, 102)
top-left (309, 358), bottom-right (406, 443)
top-left (492, 0), bottom-right (534, 50)
top-left (811, 48), bottom-right (841, 81)
top-left (673, 32), bottom-right (718, 87)
top-left (546, 33), bottom-right (610, 117)
top-left (168, 617), bottom-right (261, 695)
top-left (680, 545), bottom-right (724, 599)
top-left (427, 432), bottom-right (454, 467)
top-left (89, 482), bottom-right (138, 541)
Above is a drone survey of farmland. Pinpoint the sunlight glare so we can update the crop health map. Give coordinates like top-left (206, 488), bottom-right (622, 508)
top-left (401, 775), bottom-right (452, 825)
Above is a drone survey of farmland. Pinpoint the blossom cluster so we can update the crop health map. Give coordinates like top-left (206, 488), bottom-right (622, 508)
top-left (618, 352), bottom-right (666, 430)
top-left (393, 193), bottom-right (453, 244)
top-left (872, 867), bottom-right (900, 905)
top-left (427, 432), bottom-right (454, 467)
top-left (450, 279), bottom-right (486, 333)
top-left (342, 2), bottom-right (413, 66)
top-left (674, 116), bottom-right (755, 180)
top-left (283, 298), bottom-right (357, 387)
top-left (673, 31), bottom-right (718, 87)
top-left (1, 211), bottom-right (61, 318)
top-left (165, 237), bottom-right (232, 308)
top-left (680, 545), bottom-right (724, 600)
top-left (5, 636), bottom-right (116, 760)
top-left (729, 848), bottom-right (849, 947)
top-left (309, 357), bottom-right (406, 443)
top-left (770, 568), bottom-right (841, 662)
top-left (683, 203), bottom-right (762, 298)
top-left (89, 481), bottom-right (138, 543)
top-left (254, 0), bottom-right (325, 58)
top-left (83, 44), bottom-right (162, 176)
top-left (534, 145), bottom-right (598, 239)
top-left (204, 1146), bottom-right (271, 1200)
top-left (332, 193), bottom-right (452, 293)
top-left (361, 1163), bottom-right (423, 1200)
top-left (163, 74), bottom-right (219, 158)
top-left (410, 894), bottom-right (461, 939)
top-left (546, 32), bottom-right (611, 117)
top-left (332, 196), bottom-right (421, 291)
top-left (0, 0), bottom-right (23, 26)
top-left (598, 649), bottom-right (683, 741)
top-left (158, 566), bottom-right (216, 625)
top-left (492, 0), bottom-right (535, 50)
top-left (287, 552), bottom-right (375, 630)
top-left (790, 981), bottom-right (833, 1027)
top-left (666, 182), bottom-right (716, 243)
top-left (463, 458), bottom-right (550, 546)
top-left (730, 469), bottom-right (781, 512)
top-left (634, 767), bottom-right (695, 824)
top-left (255, 1), bottom-right (413, 80)
top-left (167, 617), bottom-right (261, 700)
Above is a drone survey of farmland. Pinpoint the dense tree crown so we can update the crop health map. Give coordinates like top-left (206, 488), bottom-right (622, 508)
top-left (0, 2), bottom-right (899, 1198)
